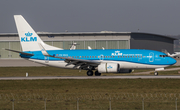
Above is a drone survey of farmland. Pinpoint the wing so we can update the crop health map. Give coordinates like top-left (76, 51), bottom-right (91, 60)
top-left (56, 56), bottom-right (100, 70)
top-left (38, 43), bottom-right (100, 70)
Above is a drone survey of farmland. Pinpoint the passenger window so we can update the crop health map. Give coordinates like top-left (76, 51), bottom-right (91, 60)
top-left (160, 55), bottom-right (168, 57)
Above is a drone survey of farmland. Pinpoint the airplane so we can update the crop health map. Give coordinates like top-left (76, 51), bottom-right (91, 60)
top-left (167, 52), bottom-right (180, 58)
top-left (5, 15), bottom-right (177, 76)
top-left (70, 43), bottom-right (78, 50)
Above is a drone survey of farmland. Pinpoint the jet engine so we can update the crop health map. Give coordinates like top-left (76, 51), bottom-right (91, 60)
top-left (98, 63), bottom-right (120, 73)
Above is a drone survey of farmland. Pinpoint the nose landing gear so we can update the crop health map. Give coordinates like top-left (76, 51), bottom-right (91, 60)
top-left (87, 70), bottom-right (93, 76)
top-left (154, 71), bottom-right (158, 76)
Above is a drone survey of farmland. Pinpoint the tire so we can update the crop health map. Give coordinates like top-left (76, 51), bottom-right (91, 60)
top-left (154, 72), bottom-right (158, 76)
top-left (87, 70), bottom-right (93, 76)
top-left (95, 71), bottom-right (101, 76)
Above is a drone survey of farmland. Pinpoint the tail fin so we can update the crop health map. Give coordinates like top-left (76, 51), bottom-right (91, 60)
top-left (14, 15), bottom-right (62, 52)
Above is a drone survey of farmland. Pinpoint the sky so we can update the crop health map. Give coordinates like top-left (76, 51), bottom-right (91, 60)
top-left (0, 0), bottom-right (180, 35)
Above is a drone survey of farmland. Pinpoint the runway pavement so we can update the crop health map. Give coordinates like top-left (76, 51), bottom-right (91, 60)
top-left (1, 75), bottom-right (180, 80)
top-left (0, 59), bottom-right (45, 67)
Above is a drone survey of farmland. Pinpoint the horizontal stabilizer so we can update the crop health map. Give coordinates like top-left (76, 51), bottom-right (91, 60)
top-left (4, 48), bottom-right (34, 56)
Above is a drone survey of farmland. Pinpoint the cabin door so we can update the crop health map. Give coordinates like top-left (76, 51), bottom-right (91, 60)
top-left (45, 56), bottom-right (49, 63)
top-left (149, 52), bottom-right (154, 62)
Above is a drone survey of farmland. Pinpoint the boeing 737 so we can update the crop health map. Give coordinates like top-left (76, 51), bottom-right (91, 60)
top-left (5, 15), bottom-right (177, 76)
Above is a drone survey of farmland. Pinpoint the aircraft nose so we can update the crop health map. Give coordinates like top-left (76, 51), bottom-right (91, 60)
top-left (169, 58), bottom-right (177, 65)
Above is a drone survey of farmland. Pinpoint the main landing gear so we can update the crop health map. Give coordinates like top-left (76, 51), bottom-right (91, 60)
top-left (87, 70), bottom-right (101, 76)
top-left (95, 71), bottom-right (101, 76)
top-left (87, 70), bottom-right (93, 76)
top-left (154, 71), bottom-right (158, 76)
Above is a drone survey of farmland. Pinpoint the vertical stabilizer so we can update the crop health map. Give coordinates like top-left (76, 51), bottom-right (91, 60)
top-left (14, 15), bottom-right (62, 52)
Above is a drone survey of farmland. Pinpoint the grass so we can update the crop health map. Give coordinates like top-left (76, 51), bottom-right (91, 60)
top-left (1, 79), bottom-right (180, 109)
top-left (0, 66), bottom-right (87, 77)
top-left (0, 66), bottom-right (180, 77)
top-left (150, 70), bottom-right (180, 75)
top-left (1, 66), bottom-right (180, 109)
top-left (133, 65), bottom-right (180, 73)
top-left (0, 66), bottom-right (136, 77)
top-left (165, 65), bottom-right (180, 69)
top-left (1, 79), bottom-right (180, 94)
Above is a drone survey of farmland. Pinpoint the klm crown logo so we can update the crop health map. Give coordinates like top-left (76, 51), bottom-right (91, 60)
top-left (25, 32), bottom-right (33, 36)
top-left (111, 50), bottom-right (122, 56)
top-left (107, 65), bottom-right (113, 69)
top-left (21, 32), bottom-right (37, 42)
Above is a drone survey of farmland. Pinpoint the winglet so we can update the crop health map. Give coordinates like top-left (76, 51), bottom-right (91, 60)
top-left (38, 43), bottom-right (51, 56)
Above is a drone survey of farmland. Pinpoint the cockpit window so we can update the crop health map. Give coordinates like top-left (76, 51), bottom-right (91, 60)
top-left (159, 55), bottom-right (168, 57)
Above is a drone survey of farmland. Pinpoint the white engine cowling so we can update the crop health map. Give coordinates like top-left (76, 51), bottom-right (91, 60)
top-left (98, 63), bottom-right (120, 73)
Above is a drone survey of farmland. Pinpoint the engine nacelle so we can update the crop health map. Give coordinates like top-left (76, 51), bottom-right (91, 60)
top-left (98, 63), bottom-right (120, 73)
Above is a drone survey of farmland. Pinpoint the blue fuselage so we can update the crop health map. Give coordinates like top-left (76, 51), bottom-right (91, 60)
top-left (21, 49), bottom-right (176, 68)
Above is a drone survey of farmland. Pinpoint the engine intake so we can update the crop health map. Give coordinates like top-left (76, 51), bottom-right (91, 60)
top-left (98, 63), bottom-right (120, 73)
